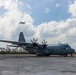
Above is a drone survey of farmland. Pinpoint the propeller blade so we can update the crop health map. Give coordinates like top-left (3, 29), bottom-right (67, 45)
top-left (42, 42), bottom-right (44, 44)
top-left (42, 40), bottom-right (47, 44)
top-left (35, 39), bottom-right (37, 43)
top-left (45, 41), bottom-right (47, 44)
top-left (31, 40), bottom-right (33, 43)
top-left (33, 38), bottom-right (35, 42)
top-left (31, 38), bottom-right (38, 43)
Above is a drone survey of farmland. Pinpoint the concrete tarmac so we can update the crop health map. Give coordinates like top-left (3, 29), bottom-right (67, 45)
top-left (0, 54), bottom-right (76, 75)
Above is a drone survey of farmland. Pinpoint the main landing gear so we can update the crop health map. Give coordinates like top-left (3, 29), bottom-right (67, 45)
top-left (64, 54), bottom-right (67, 57)
top-left (36, 54), bottom-right (50, 57)
top-left (60, 54), bottom-right (73, 57)
top-left (60, 54), bottom-right (68, 57)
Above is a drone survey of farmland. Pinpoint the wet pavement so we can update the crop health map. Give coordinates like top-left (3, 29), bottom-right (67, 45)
top-left (0, 54), bottom-right (76, 75)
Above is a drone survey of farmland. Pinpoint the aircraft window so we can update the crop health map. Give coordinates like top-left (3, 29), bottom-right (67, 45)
top-left (62, 48), bottom-right (65, 50)
top-left (64, 45), bottom-right (69, 47)
top-left (65, 48), bottom-right (69, 50)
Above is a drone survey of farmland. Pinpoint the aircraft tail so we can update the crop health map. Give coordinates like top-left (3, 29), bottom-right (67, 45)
top-left (18, 32), bottom-right (26, 42)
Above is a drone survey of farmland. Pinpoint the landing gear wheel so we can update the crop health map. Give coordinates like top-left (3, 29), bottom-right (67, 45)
top-left (37, 54), bottom-right (43, 57)
top-left (44, 54), bottom-right (50, 57)
top-left (64, 54), bottom-right (67, 57)
top-left (71, 54), bottom-right (73, 57)
top-left (60, 55), bottom-right (63, 56)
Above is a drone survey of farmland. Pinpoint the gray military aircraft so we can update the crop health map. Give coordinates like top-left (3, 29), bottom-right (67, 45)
top-left (0, 32), bottom-right (75, 57)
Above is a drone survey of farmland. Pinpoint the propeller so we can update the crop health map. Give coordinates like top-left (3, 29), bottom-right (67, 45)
top-left (42, 40), bottom-right (47, 48)
top-left (31, 38), bottom-right (37, 43)
top-left (31, 38), bottom-right (38, 46)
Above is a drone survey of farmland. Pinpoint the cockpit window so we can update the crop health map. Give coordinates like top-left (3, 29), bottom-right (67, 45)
top-left (64, 45), bottom-right (69, 47)
top-left (64, 45), bottom-right (71, 50)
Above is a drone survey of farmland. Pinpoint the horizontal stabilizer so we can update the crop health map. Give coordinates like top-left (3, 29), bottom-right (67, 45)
top-left (7, 45), bottom-right (20, 47)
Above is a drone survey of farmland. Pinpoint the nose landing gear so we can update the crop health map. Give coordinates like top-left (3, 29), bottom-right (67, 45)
top-left (71, 54), bottom-right (73, 57)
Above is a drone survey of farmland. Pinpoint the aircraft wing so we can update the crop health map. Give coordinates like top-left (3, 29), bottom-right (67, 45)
top-left (7, 45), bottom-right (22, 47)
top-left (0, 40), bottom-right (27, 46)
top-left (0, 39), bottom-right (41, 47)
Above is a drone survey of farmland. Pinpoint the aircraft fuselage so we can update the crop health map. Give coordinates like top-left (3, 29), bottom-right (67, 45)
top-left (24, 44), bottom-right (75, 57)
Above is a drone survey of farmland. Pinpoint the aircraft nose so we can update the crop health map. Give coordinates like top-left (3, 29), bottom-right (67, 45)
top-left (72, 49), bottom-right (75, 53)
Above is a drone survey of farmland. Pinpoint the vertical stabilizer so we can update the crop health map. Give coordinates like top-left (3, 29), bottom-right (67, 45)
top-left (18, 32), bottom-right (26, 42)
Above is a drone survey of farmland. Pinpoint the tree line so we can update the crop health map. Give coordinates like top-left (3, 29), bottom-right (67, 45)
top-left (0, 47), bottom-right (28, 54)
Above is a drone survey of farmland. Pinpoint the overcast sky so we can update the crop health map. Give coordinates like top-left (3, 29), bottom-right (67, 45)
top-left (0, 0), bottom-right (76, 50)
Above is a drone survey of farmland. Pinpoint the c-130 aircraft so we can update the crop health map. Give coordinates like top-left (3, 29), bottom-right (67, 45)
top-left (0, 32), bottom-right (75, 57)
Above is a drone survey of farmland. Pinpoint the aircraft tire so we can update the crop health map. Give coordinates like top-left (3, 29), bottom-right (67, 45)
top-left (71, 54), bottom-right (73, 57)
top-left (37, 54), bottom-right (43, 57)
top-left (64, 54), bottom-right (67, 57)
top-left (60, 55), bottom-right (63, 56)
top-left (44, 54), bottom-right (50, 57)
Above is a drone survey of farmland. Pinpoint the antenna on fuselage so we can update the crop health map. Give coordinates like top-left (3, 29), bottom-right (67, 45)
top-left (66, 43), bottom-right (68, 45)
top-left (58, 42), bottom-right (61, 44)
